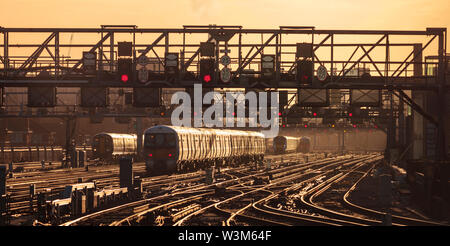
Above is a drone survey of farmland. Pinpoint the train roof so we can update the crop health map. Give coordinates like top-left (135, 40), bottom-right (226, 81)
top-left (144, 125), bottom-right (265, 138)
top-left (94, 133), bottom-right (137, 139)
top-left (274, 135), bottom-right (301, 140)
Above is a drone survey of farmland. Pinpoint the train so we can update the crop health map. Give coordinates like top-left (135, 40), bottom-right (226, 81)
top-left (298, 136), bottom-right (311, 153)
top-left (273, 136), bottom-right (311, 154)
top-left (91, 128), bottom-right (310, 174)
top-left (91, 133), bottom-right (138, 162)
top-left (143, 125), bottom-right (266, 175)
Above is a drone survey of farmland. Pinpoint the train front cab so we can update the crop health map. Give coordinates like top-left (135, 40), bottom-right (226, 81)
top-left (273, 136), bottom-right (287, 154)
top-left (92, 134), bottom-right (112, 160)
top-left (298, 137), bottom-right (311, 153)
top-left (144, 130), bottom-right (178, 175)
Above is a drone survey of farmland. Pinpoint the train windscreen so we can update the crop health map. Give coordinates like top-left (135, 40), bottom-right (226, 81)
top-left (145, 133), bottom-right (176, 148)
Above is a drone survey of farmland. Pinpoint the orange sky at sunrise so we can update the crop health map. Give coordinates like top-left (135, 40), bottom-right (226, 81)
top-left (1, 0), bottom-right (448, 30)
top-left (1, 0), bottom-right (448, 68)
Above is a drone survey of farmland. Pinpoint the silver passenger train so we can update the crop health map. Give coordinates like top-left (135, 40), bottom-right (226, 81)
top-left (91, 129), bottom-right (310, 174)
top-left (143, 125), bottom-right (266, 175)
top-left (273, 136), bottom-right (311, 154)
top-left (92, 133), bottom-right (138, 161)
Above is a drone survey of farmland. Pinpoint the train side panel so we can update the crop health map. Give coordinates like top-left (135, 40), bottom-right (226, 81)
top-left (143, 126), bottom-right (265, 175)
top-left (273, 135), bottom-right (311, 154)
top-left (92, 133), bottom-right (138, 162)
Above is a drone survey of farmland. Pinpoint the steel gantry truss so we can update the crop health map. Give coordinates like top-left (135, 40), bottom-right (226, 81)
top-left (0, 25), bottom-right (446, 89)
top-left (0, 25), bottom-right (448, 160)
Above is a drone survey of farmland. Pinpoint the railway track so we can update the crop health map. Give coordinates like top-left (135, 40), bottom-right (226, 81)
top-left (5, 152), bottom-right (319, 215)
top-left (6, 163), bottom-right (148, 213)
top-left (282, 157), bottom-right (384, 226)
top-left (259, 156), bottom-right (445, 226)
top-left (194, 155), bottom-right (380, 226)
top-left (1, 146), bottom-right (90, 171)
top-left (61, 175), bottom-right (254, 226)
top-left (169, 154), bottom-right (376, 226)
top-left (62, 190), bottom-right (214, 226)
top-left (340, 165), bottom-right (446, 226)
top-left (59, 153), bottom-right (338, 226)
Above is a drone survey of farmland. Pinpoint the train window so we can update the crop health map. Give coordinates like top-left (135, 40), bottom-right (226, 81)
top-left (155, 135), bottom-right (165, 145)
top-left (148, 134), bottom-right (156, 146)
top-left (145, 134), bottom-right (154, 147)
top-left (166, 134), bottom-right (176, 147)
top-left (145, 133), bottom-right (177, 148)
top-left (145, 134), bottom-right (164, 147)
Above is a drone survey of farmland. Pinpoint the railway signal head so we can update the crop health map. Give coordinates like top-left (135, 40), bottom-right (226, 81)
top-left (82, 51), bottom-right (97, 75)
top-left (297, 59), bottom-right (313, 85)
top-left (261, 54), bottom-right (275, 81)
top-left (165, 53), bottom-right (179, 82)
top-left (118, 58), bottom-right (133, 83)
top-left (200, 58), bottom-right (215, 83)
top-left (203, 74), bottom-right (212, 83)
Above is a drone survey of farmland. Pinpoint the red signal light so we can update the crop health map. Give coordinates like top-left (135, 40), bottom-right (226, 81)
top-left (203, 74), bottom-right (211, 83)
top-left (278, 112), bottom-right (282, 116)
top-left (353, 124), bottom-right (357, 128)
top-left (349, 113), bottom-right (353, 117)
top-left (168, 153), bottom-right (172, 157)
top-left (148, 153), bottom-right (152, 157)
top-left (304, 124), bottom-right (308, 128)
top-left (121, 74), bottom-right (129, 83)
top-left (282, 124), bottom-right (286, 128)
top-left (313, 112), bottom-right (317, 116)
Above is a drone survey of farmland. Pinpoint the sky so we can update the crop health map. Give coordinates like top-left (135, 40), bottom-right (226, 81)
top-left (0, 0), bottom-right (448, 29)
top-left (1, 0), bottom-right (448, 72)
